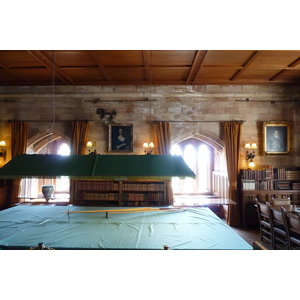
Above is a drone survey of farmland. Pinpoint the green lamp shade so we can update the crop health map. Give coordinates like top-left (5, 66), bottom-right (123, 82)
top-left (0, 154), bottom-right (196, 180)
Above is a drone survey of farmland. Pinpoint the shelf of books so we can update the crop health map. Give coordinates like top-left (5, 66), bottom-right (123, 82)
top-left (240, 166), bottom-right (300, 226)
top-left (74, 180), bottom-right (167, 207)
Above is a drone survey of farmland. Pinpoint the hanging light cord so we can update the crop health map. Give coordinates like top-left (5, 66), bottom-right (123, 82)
top-left (50, 50), bottom-right (56, 131)
top-left (46, 50), bottom-right (56, 154)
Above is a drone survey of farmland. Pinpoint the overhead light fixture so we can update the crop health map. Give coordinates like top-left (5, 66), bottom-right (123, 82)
top-left (0, 154), bottom-right (196, 180)
top-left (143, 142), bottom-right (154, 154)
top-left (245, 143), bottom-right (257, 167)
top-left (86, 141), bottom-right (97, 155)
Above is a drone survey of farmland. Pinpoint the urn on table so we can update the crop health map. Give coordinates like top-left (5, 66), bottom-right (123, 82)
top-left (41, 185), bottom-right (54, 202)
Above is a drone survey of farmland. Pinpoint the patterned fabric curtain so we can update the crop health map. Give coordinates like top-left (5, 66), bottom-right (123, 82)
top-left (152, 121), bottom-right (173, 205)
top-left (222, 121), bottom-right (242, 226)
top-left (70, 121), bottom-right (90, 155)
top-left (9, 121), bottom-right (29, 205)
top-left (69, 121), bottom-right (90, 203)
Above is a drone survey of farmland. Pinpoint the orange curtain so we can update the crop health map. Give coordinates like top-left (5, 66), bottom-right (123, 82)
top-left (152, 121), bottom-right (173, 205)
top-left (9, 121), bottom-right (29, 205)
top-left (70, 121), bottom-right (90, 155)
top-left (70, 121), bottom-right (90, 203)
top-left (222, 121), bottom-right (242, 226)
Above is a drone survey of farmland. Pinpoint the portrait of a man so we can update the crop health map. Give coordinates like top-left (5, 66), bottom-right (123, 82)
top-left (109, 124), bottom-right (133, 152)
top-left (266, 127), bottom-right (287, 152)
top-left (263, 121), bottom-right (293, 155)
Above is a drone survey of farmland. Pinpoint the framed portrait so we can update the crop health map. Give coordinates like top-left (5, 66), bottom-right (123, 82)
top-left (108, 123), bottom-right (133, 153)
top-left (263, 121), bottom-right (293, 155)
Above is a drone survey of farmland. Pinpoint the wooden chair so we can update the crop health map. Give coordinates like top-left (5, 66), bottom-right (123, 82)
top-left (255, 199), bottom-right (272, 247)
top-left (282, 207), bottom-right (300, 250)
top-left (268, 203), bottom-right (290, 250)
top-left (253, 241), bottom-right (268, 250)
top-left (271, 197), bottom-right (291, 206)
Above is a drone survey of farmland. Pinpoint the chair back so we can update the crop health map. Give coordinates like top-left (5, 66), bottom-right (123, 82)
top-left (270, 205), bottom-right (284, 224)
top-left (282, 207), bottom-right (300, 249)
top-left (255, 199), bottom-right (270, 221)
top-left (286, 212), bottom-right (300, 235)
top-left (253, 241), bottom-right (268, 250)
top-left (271, 197), bottom-right (291, 206)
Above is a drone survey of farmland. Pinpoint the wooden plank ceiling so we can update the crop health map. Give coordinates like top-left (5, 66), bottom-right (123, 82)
top-left (0, 50), bottom-right (300, 86)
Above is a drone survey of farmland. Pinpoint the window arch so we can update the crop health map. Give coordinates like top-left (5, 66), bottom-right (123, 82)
top-left (20, 130), bottom-right (71, 202)
top-left (171, 138), bottom-right (214, 194)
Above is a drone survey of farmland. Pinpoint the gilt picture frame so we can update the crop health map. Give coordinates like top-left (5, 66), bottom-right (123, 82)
top-left (108, 123), bottom-right (133, 153)
top-left (263, 121), bottom-right (293, 155)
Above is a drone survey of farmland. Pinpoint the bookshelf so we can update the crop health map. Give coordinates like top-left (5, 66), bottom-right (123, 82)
top-left (240, 167), bottom-right (300, 226)
top-left (74, 179), bottom-right (167, 207)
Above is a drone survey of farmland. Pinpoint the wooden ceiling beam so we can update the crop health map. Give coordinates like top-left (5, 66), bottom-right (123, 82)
top-left (270, 56), bottom-right (300, 81)
top-left (27, 50), bottom-right (75, 85)
top-left (230, 51), bottom-right (263, 81)
top-left (0, 62), bottom-right (31, 83)
top-left (185, 50), bottom-right (208, 84)
top-left (143, 50), bottom-right (151, 81)
top-left (89, 51), bottom-right (112, 82)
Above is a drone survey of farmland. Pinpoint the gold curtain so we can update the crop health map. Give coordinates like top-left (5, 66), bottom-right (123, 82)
top-left (70, 121), bottom-right (90, 155)
top-left (69, 121), bottom-right (90, 203)
top-left (9, 121), bottom-right (29, 205)
top-left (152, 121), bottom-right (173, 205)
top-left (222, 121), bottom-right (242, 226)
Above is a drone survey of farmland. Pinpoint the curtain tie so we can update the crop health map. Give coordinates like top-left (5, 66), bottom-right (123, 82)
top-left (230, 181), bottom-right (237, 187)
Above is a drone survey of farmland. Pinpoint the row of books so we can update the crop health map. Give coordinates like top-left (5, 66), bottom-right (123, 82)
top-left (79, 192), bottom-right (119, 201)
top-left (121, 192), bottom-right (164, 201)
top-left (242, 180), bottom-right (273, 190)
top-left (76, 181), bottom-right (165, 192)
top-left (242, 179), bottom-right (300, 190)
top-left (121, 201), bottom-right (165, 207)
top-left (241, 167), bottom-right (300, 180)
top-left (243, 194), bottom-right (291, 203)
top-left (121, 183), bottom-right (165, 191)
top-left (76, 181), bottom-right (119, 191)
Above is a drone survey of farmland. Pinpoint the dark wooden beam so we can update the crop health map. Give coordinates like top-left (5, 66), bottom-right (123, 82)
top-left (143, 50), bottom-right (151, 81)
top-left (0, 62), bottom-right (31, 83)
top-left (89, 51), bottom-right (112, 81)
top-left (185, 50), bottom-right (208, 84)
top-left (230, 51), bottom-right (262, 81)
top-left (27, 50), bottom-right (75, 85)
top-left (270, 56), bottom-right (300, 81)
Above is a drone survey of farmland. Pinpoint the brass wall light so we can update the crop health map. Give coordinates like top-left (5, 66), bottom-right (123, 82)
top-left (245, 143), bottom-right (257, 167)
top-left (143, 142), bottom-right (154, 154)
top-left (86, 141), bottom-right (97, 155)
top-left (0, 141), bottom-right (6, 158)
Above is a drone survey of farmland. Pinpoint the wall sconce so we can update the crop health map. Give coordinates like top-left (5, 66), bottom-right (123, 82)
top-left (0, 141), bottom-right (6, 158)
top-left (143, 142), bottom-right (154, 154)
top-left (86, 141), bottom-right (97, 155)
top-left (245, 143), bottom-right (257, 167)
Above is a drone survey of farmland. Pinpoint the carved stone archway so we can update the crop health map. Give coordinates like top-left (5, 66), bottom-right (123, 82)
top-left (27, 129), bottom-right (70, 154)
top-left (171, 130), bottom-right (224, 154)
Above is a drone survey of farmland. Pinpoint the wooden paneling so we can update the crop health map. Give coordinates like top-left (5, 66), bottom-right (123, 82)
top-left (1, 50), bottom-right (300, 86)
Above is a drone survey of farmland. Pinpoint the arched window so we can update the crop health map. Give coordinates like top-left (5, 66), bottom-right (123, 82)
top-left (20, 140), bottom-right (71, 202)
top-left (171, 138), bottom-right (213, 195)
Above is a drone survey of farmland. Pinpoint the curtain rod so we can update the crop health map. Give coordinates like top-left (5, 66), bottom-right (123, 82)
top-left (152, 120), bottom-right (245, 124)
top-left (7, 119), bottom-right (93, 123)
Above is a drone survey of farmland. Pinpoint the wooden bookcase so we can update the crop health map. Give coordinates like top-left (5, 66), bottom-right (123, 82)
top-left (74, 179), bottom-right (167, 207)
top-left (239, 167), bottom-right (300, 226)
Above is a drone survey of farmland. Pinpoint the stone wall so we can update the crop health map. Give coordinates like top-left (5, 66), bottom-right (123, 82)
top-left (0, 84), bottom-right (299, 170)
